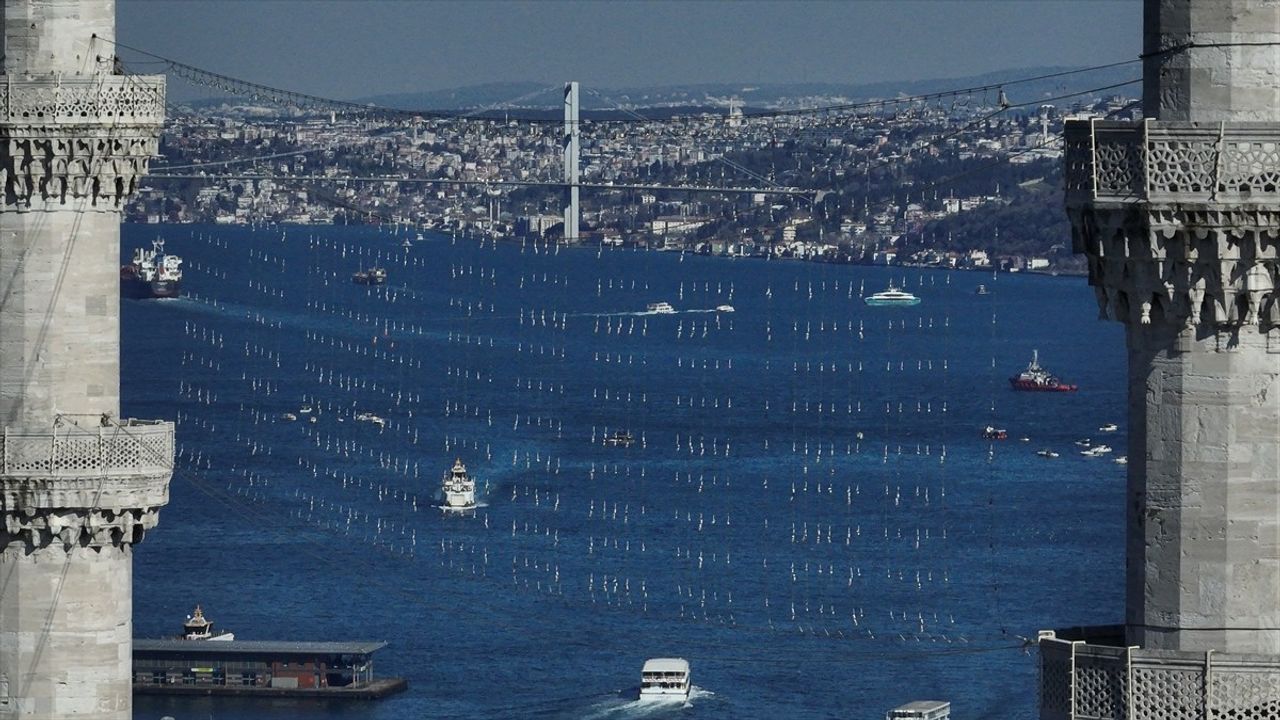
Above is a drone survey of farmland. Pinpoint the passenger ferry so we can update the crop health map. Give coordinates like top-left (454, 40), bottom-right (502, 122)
top-left (639, 658), bottom-right (691, 700)
top-left (646, 302), bottom-right (677, 314)
top-left (863, 284), bottom-right (921, 307)
top-left (441, 458), bottom-right (477, 510)
top-left (887, 700), bottom-right (951, 720)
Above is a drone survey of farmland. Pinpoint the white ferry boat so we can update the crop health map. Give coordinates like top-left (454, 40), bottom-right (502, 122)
top-left (639, 658), bottom-right (690, 700)
top-left (887, 700), bottom-right (951, 720)
top-left (863, 284), bottom-right (921, 307)
top-left (441, 458), bottom-right (477, 510)
top-left (646, 302), bottom-right (677, 314)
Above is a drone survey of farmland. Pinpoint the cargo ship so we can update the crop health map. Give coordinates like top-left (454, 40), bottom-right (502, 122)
top-left (1009, 350), bottom-right (1077, 392)
top-left (121, 239), bottom-right (182, 299)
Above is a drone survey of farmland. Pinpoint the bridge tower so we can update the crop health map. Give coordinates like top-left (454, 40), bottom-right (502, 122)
top-left (1040, 0), bottom-right (1280, 716)
top-left (0, 1), bottom-right (171, 718)
top-left (563, 81), bottom-right (579, 244)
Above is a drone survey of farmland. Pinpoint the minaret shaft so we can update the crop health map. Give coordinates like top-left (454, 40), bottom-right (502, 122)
top-left (0, 2), bottom-right (170, 719)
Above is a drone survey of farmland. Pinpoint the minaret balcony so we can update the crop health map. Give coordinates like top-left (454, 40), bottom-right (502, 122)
top-left (1039, 626), bottom-right (1280, 720)
top-left (0, 74), bottom-right (165, 126)
top-left (1066, 119), bottom-right (1280, 209)
top-left (0, 418), bottom-right (172, 488)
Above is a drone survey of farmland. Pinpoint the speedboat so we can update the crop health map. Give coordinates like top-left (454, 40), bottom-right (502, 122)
top-left (1114, 456), bottom-right (1128, 465)
top-left (715, 304), bottom-right (735, 313)
top-left (981, 426), bottom-right (1008, 440)
top-left (1074, 438), bottom-right (1092, 447)
top-left (646, 302), bottom-right (677, 314)
top-left (863, 284), bottom-right (921, 307)
top-left (1036, 449), bottom-right (1060, 459)
top-left (1098, 423), bottom-right (1118, 432)
top-left (640, 658), bottom-right (690, 700)
top-left (603, 430), bottom-right (635, 447)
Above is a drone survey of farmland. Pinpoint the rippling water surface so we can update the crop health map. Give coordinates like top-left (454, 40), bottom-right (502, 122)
top-left (124, 224), bottom-right (1127, 719)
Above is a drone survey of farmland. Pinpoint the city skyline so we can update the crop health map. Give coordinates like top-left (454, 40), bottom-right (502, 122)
top-left (118, 1), bottom-right (1141, 100)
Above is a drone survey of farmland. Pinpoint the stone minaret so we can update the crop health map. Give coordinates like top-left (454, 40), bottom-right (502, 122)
top-left (1040, 0), bottom-right (1280, 717)
top-left (0, 1), bottom-right (171, 718)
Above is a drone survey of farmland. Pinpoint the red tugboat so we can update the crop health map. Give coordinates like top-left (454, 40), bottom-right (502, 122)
top-left (1009, 350), bottom-right (1077, 392)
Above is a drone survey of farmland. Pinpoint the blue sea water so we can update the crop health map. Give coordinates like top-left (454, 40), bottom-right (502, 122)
top-left (123, 224), bottom-right (1127, 720)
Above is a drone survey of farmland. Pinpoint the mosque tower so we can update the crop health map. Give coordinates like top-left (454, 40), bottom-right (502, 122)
top-left (1040, 0), bottom-right (1280, 715)
top-left (0, 0), bottom-right (171, 718)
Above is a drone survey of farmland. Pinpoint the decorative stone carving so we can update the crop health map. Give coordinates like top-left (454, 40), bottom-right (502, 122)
top-left (0, 421), bottom-right (173, 552)
top-left (0, 506), bottom-right (161, 552)
top-left (0, 77), bottom-right (165, 124)
top-left (0, 76), bottom-right (164, 208)
top-left (1066, 120), bottom-right (1280, 330)
top-left (1066, 120), bottom-right (1280, 205)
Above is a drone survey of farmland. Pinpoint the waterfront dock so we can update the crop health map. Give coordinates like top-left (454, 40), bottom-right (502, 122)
top-left (133, 639), bottom-right (407, 699)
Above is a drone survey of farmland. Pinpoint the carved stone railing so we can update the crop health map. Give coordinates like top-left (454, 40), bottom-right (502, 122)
top-left (0, 420), bottom-right (173, 551)
top-left (1066, 119), bottom-right (1280, 206)
top-left (0, 420), bottom-right (173, 480)
top-left (0, 75), bottom-right (166, 125)
top-left (1040, 627), bottom-right (1280, 720)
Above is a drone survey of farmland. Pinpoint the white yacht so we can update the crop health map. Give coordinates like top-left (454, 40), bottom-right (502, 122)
top-left (1098, 423), bottom-right (1118, 432)
top-left (715, 304), bottom-right (735, 313)
top-left (441, 458), bottom-right (477, 510)
top-left (863, 284), bottom-right (921, 306)
top-left (646, 302), bottom-right (677, 314)
top-left (639, 658), bottom-right (690, 700)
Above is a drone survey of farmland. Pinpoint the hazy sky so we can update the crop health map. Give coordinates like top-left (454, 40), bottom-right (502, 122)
top-left (116, 1), bottom-right (1141, 99)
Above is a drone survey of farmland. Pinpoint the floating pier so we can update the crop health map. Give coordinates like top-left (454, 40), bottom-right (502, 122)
top-left (133, 640), bottom-right (407, 699)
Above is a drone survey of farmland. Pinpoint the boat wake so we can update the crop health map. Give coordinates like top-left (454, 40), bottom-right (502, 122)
top-left (580, 687), bottom-right (714, 718)
top-left (438, 501), bottom-right (489, 512)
